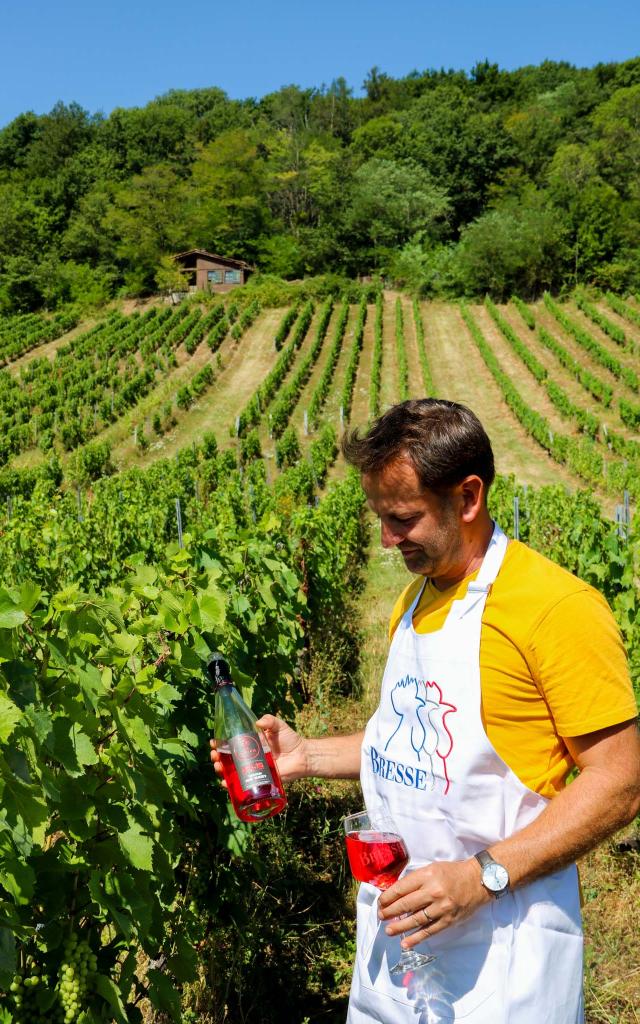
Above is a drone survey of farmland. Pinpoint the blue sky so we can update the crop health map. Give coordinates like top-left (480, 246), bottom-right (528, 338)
top-left (2, 0), bottom-right (639, 127)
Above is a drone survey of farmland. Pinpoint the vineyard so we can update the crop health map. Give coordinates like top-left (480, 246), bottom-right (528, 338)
top-left (0, 285), bottom-right (638, 1022)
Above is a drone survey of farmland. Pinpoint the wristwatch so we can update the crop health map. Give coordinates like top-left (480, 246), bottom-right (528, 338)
top-left (475, 850), bottom-right (510, 899)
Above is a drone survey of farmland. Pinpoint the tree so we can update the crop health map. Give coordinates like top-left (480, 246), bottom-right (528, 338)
top-left (547, 144), bottom-right (623, 282)
top-left (399, 86), bottom-right (515, 229)
top-left (592, 84), bottom-right (640, 199)
top-left (184, 129), bottom-right (270, 259)
top-left (104, 163), bottom-right (186, 291)
top-left (155, 255), bottom-right (191, 294)
top-left (351, 115), bottom-right (403, 161)
top-left (344, 158), bottom-right (450, 269)
top-left (453, 192), bottom-right (569, 299)
top-left (99, 103), bottom-right (196, 174)
top-left (23, 101), bottom-right (95, 178)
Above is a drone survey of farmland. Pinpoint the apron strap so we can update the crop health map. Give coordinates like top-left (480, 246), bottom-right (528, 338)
top-left (398, 523), bottom-right (508, 630)
top-left (444, 522), bottom-right (509, 625)
top-left (474, 521), bottom-right (508, 589)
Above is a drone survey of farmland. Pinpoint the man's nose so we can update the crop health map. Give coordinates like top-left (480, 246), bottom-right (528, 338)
top-left (381, 521), bottom-right (402, 548)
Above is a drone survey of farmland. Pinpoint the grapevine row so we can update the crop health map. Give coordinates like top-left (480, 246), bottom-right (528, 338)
top-left (395, 297), bottom-right (409, 401)
top-left (369, 293), bottom-right (384, 418)
top-left (537, 324), bottom-right (613, 407)
top-left (0, 302), bottom-right (235, 461)
top-left (574, 291), bottom-right (630, 351)
top-left (308, 299), bottom-right (350, 429)
top-left (0, 309), bottom-right (78, 365)
top-left (486, 301), bottom-right (640, 467)
top-left (236, 301), bottom-right (314, 436)
top-left (485, 299), bottom-right (599, 437)
top-left (543, 293), bottom-right (639, 393)
top-left (508, 299), bottom-right (640, 437)
top-left (269, 298), bottom-right (334, 438)
top-left (461, 303), bottom-right (640, 500)
top-left (413, 299), bottom-right (434, 396)
top-left (605, 292), bottom-right (640, 330)
top-left (339, 297), bottom-right (367, 421)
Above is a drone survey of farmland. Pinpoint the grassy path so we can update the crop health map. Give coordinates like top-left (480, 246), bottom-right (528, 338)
top-left (401, 296), bottom-right (424, 399)
top-left (111, 308), bottom-right (285, 468)
top-left (426, 302), bottom-right (581, 490)
top-left (379, 292), bottom-right (399, 410)
top-left (349, 303), bottom-right (376, 430)
top-left (472, 304), bottom-right (582, 439)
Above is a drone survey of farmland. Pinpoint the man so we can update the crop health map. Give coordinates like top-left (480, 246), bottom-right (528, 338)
top-left (212, 398), bottom-right (640, 1023)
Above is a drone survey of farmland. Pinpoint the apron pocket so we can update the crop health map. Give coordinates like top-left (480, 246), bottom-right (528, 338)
top-left (354, 897), bottom-right (508, 1021)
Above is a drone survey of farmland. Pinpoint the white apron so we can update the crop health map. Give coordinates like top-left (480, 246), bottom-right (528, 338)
top-left (348, 523), bottom-right (584, 1023)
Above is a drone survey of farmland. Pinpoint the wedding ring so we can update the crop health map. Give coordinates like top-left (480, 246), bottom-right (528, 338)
top-left (421, 908), bottom-right (433, 926)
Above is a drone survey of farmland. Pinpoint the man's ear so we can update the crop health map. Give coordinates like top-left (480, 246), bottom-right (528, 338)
top-left (459, 476), bottom-right (485, 523)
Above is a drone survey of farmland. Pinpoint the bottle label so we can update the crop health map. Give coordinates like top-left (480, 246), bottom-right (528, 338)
top-left (228, 732), bottom-right (274, 791)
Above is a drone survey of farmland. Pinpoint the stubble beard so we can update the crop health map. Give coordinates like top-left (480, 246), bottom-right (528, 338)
top-left (401, 501), bottom-right (462, 580)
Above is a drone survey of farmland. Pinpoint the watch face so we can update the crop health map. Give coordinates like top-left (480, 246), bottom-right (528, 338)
top-left (483, 863), bottom-right (509, 892)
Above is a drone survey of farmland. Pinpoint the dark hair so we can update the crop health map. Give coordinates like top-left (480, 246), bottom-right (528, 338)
top-left (341, 399), bottom-right (495, 494)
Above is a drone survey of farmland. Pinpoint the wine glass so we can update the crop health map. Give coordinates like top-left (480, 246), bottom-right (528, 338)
top-left (343, 810), bottom-right (435, 975)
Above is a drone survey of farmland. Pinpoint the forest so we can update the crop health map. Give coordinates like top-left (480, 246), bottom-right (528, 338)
top-left (1, 56), bottom-right (640, 311)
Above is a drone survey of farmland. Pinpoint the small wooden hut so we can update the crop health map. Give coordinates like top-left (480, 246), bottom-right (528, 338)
top-left (172, 249), bottom-right (254, 293)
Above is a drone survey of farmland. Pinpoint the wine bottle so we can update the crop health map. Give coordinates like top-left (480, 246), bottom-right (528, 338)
top-left (209, 652), bottom-right (287, 822)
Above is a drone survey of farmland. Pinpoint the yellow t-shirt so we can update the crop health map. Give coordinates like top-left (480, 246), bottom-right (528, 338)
top-left (389, 540), bottom-right (637, 800)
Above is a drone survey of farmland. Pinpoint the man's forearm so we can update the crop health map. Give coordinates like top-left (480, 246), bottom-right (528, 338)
top-left (488, 759), bottom-right (640, 889)
top-left (303, 730), bottom-right (364, 779)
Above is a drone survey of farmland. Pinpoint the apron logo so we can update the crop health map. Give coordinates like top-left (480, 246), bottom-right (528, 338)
top-left (383, 676), bottom-right (456, 794)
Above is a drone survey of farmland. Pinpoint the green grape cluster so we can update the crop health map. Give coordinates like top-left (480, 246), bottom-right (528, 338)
top-left (8, 958), bottom-right (50, 1024)
top-left (57, 935), bottom-right (97, 1023)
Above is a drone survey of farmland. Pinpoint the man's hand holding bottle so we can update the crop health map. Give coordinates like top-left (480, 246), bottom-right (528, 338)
top-left (210, 714), bottom-right (308, 786)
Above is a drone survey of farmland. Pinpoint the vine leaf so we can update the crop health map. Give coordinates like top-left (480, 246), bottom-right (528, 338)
top-left (117, 820), bottom-right (154, 872)
top-left (0, 593), bottom-right (26, 629)
top-left (198, 589), bottom-right (226, 629)
top-left (0, 925), bottom-right (16, 989)
top-left (95, 973), bottom-right (128, 1024)
top-left (147, 969), bottom-right (181, 1018)
top-left (0, 693), bottom-right (21, 742)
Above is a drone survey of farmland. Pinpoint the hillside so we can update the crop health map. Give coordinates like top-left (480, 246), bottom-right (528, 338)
top-left (2, 57), bottom-right (640, 313)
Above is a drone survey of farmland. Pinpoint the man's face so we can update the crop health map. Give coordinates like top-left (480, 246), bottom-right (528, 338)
top-left (362, 457), bottom-right (462, 580)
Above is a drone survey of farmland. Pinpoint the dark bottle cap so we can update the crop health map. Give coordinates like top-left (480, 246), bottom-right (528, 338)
top-left (206, 651), bottom-right (234, 689)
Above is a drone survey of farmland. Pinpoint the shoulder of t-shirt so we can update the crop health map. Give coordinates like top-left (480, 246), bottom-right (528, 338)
top-left (389, 576), bottom-right (424, 641)
top-left (496, 539), bottom-right (609, 636)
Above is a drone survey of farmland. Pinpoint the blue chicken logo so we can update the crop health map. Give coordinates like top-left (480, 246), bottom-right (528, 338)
top-left (384, 675), bottom-right (456, 794)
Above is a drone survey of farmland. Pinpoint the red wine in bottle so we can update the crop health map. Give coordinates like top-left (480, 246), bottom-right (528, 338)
top-left (210, 652), bottom-right (287, 822)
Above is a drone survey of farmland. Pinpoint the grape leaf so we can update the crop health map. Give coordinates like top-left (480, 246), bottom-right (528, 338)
top-left (117, 820), bottom-right (154, 872)
top-left (0, 602), bottom-right (26, 629)
top-left (198, 589), bottom-right (226, 629)
top-left (147, 969), bottom-right (181, 1018)
top-left (95, 973), bottom-right (128, 1024)
top-left (0, 925), bottom-right (16, 989)
top-left (0, 693), bottom-right (21, 742)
